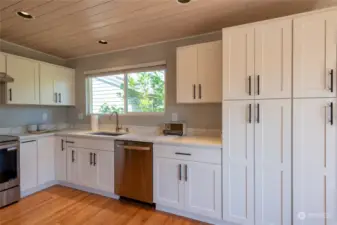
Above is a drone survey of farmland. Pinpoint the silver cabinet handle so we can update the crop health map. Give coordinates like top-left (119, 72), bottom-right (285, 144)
top-left (330, 69), bottom-right (334, 93)
top-left (178, 164), bottom-right (182, 181)
top-left (72, 150), bottom-right (75, 162)
top-left (58, 93), bottom-right (61, 103)
top-left (9, 88), bottom-right (12, 101)
top-left (199, 84), bottom-right (202, 99)
top-left (184, 164), bottom-right (188, 182)
top-left (248, 104), bottom-right (252, 124)
top-left (90, 152), bottom-right (93, 165)
top-left (193, 84), bottom-right (196, 99)
top-left (54, 93), bottom-right (58, 103)
top-left (93, 153), bottom-right (97, 166)
top-left (256, 103), bottom-right (260, 123)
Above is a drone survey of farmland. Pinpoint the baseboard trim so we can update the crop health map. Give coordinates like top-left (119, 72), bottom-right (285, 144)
top-left (21, 180), bottom-right (59, 198)
top-left (58, 181), bottom-right (119, 200)
top-left (156, 205), bottom-right (236, 225)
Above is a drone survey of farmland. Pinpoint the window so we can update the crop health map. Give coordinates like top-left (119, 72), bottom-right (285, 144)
top-left (87, 66), bottom-right (165, 115)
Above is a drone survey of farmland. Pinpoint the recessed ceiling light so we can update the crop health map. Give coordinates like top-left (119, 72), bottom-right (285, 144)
top-left (16, 11), bottom-right (34, 20)
top-left (177, 0), bottom-right (191, 4)
top-left (98, 40), bottom-right (108, 44)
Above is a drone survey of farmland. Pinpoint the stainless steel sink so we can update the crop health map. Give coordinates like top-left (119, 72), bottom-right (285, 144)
top-left (88, 132), bottom-right (125, 136)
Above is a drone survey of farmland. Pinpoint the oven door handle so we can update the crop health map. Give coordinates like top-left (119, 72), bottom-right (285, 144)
top-left (123, 146), bottom-right (151, 151)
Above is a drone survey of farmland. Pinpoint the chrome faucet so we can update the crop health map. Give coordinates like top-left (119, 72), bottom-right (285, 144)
top-left (109, 111), bottom-right (122, 132)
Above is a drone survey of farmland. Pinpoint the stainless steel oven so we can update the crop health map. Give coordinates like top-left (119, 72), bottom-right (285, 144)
top-left (0, 136), bottom-right (20, 208)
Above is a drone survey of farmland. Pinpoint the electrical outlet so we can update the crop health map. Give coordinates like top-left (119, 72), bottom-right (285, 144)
top-left (78, 113), bottom-right (84, 120)
top-left (42, 113), bottom-right (48, 122)
top-left (172, 113), bottom-right (178, 122)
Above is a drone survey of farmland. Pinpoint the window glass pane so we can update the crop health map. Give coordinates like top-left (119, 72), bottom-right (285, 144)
top-left (127, 70), bottom-right (165, 113)
top-left (91, 74), bottom-right (124, 114)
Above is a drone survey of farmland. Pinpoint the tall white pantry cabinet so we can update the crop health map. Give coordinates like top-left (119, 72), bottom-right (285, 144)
top-left (222, 8), bottom-right (337, 225)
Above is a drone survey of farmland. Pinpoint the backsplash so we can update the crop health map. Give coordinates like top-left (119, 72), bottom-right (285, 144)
top-left (0, 106), bottom-right (69, 128)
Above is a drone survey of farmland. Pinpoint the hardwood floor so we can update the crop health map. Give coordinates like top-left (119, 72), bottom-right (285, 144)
top-left (0, 186), bottom-right (209, 225)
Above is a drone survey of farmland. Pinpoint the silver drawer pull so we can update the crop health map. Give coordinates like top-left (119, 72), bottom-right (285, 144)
top-left (124, 146), bottom-right (151, 151)
top-left (175, 152), bottom-right (191, 156)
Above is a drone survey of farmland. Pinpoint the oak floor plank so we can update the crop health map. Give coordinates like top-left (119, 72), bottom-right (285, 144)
top-left (0, 186), bottom-right (210, 225)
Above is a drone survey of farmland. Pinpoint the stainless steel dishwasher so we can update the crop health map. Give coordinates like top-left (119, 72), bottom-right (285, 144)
top-left (114, 140), bottom-right (153, 204)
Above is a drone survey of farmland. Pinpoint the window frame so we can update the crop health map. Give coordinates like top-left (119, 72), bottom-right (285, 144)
top-left (86, 66), bottom-right (166, 116)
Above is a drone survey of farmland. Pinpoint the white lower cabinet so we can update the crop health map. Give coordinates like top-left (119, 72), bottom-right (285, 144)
top-left (154, 145), bottom-right (222, 220)
top-left (293, 98), bottom-right (337, 225)
top-left (65, 145), bottom-right (114, 194)
top-left (20, 140), bottom-right (38, 193)
top-left (154, 158), bottom-right (185, 210)
top-left (55, 137), bottom-right (67, 181)
top-left (96, 150), bottom-right (114, 193)
top-left (67, 147), bottom-right (78, 185)
top-left (184, 161), bottom-right (222, 219)
top-left (37, 137), bottom-right (55, 185)
top-left (223, 99), bottom-right (291, 225)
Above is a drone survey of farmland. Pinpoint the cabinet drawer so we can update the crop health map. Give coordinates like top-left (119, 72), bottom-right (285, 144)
top-left (66, 137), bottom-right (114, 151)
top-left (154, 144), bottom-right (221, 164)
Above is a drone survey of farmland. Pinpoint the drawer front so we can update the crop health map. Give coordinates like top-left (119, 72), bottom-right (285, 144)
top-left (154, 144), bottom-right (221, 164)
top-left (66, 137), bottom-right (114, 151)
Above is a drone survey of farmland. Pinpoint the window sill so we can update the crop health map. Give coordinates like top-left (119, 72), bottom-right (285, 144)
top-left (89, 112), bottom-right (165, 117)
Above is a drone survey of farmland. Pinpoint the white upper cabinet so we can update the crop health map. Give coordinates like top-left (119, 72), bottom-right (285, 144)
top-left (223, 26), bottom-right (255, 100)
top-left (184, 161), bottom-right (222, 219)
top-left (40, 62), bottom-right (75, 106)
top-left (177, 41), bottom-right (222, 103)
top-left (293, 98), bottom-right (337, 225)
top-left (222, 100), bottom-right (255, 225)
top-left (255, 99), bottom-right (292, 225)
top-left (197, 41), bottom-right (222, 103)
top-left (177, 45), bottom-right (198, 103)
top-left (293, 11), bottom-right (337, 98)
top-left (6, 54), bottom-right (39, 105)
top-left (223, 19), bottom-right (292, 100)
top-left (255, 19), bottom-right (292, 99)
top-left (0, 52), bottom-right (5, 73)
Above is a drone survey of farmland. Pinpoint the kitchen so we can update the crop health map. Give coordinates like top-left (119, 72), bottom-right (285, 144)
top-left (0, 1), bottom-right (336, 225)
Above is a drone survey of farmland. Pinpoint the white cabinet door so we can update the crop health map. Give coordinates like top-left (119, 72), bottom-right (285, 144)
top-left (154, 158), bottom-right (184, 210)
top-left (293, 11), bottom-right (337, 98)
top-left (184, 162), bottom-right (222, 219)
top-left (177, 45), bottom-right (198, 103)
top-left (20, 140), bottom-right (38, 192)
top-left (6, 54), bottom-right (39, 104)
top-left (37, 137), bottom-right (55, 185)
top-left (57, 67), bottom-right (75, 106)
top-left (293, 99), bottom-right (337, 225)
top-left (197, 41), bottom-right (222, 103)
top-left (255, 19), bottom-right (292, 99)
top-left (0, 52), bottom-right (5, 73)
top-left (54, 137), bottom-right (67, 181)
top-left (77, 148), bottom-right (96, 188)
top-left (39, 63), bottom-right (58, 105)
top-left (255, 100), bottom-right (291, 225)
top-left (66, 147), bottom-right (78, 184)
top-left (223, 26), bottom-right (255, 100)
top-left (222, 100), bottom-right (255, 224)
top-left (95, 150), bottom-right (114, 193)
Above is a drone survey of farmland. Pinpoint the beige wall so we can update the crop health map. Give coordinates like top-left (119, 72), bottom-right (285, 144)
top-left (0, 40), bottom-right (70, 128)
top-left (67, 32), bottom-right (222, 129)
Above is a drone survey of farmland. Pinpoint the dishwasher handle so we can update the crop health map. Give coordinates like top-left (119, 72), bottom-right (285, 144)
top-left (123, 146), bottom-right (151, 151)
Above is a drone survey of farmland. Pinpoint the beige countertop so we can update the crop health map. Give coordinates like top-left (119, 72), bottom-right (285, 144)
top-left (17, 129), bottom-right (222, 148)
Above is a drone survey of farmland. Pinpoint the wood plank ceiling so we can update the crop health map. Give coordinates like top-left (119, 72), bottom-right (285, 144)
top-left (0, 0), bottom-right (335, 59)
